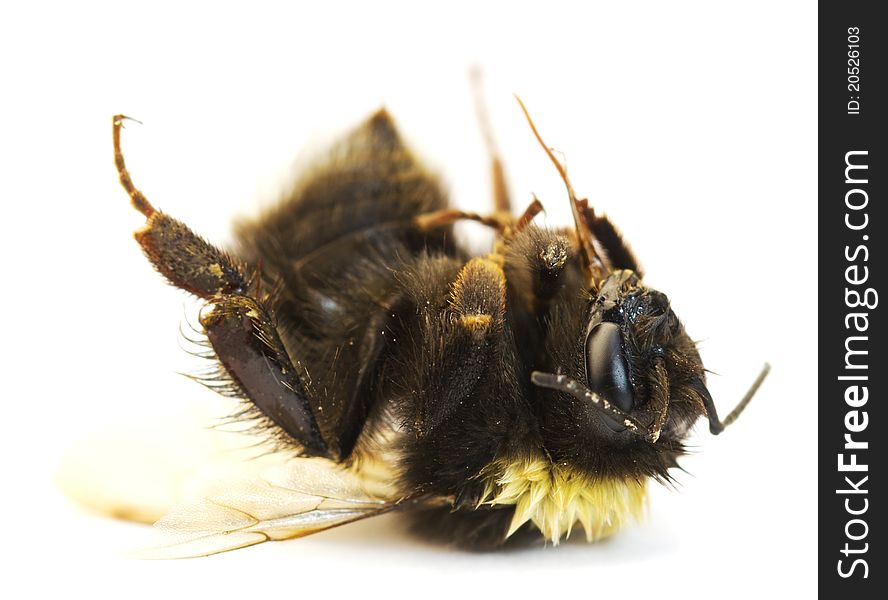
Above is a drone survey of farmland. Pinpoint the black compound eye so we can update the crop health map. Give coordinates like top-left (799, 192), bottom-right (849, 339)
top-left (585, 322), bottom-right (635, 412)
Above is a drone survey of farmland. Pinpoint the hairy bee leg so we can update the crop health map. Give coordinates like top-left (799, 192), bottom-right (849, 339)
top-left (135, 213), bottom-right (249, 297)
top-left (200, 295), bottom-right (331, 458)
top-left (470, 67), bottom-right (511, 214)
top-left (502, 226), bottom-right (571, 319)
top-left (332, 292), bottom-right (409, 459)
top-left (128, 213), bottom-right (333, 458)
top-left (132, 213), bottom-right (332, 457)
top-left (412, 257), bottom-right (508, 435)
top-left (450, 256), bottom-right (507, 328)
top-left (575, 199), bottom-right (644, 277)
top-left (113, 115), bottom-right (331, 458)
top-left (114, 115), bottom-right (248, 297)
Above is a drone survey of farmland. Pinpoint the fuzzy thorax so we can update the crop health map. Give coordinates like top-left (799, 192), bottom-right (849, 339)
top-left (479, 458), bottom-right (647, 544)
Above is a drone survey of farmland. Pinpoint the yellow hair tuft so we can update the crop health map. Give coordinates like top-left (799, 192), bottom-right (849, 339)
top-left (480, 457), bottom-right (647, 544)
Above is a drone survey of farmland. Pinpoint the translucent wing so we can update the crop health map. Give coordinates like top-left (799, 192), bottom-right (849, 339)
top-left (58, 407), bottom-right (404, 558)
top-left (137, 458), bottom-right (400, 558)
top-left (57, 417), bottom-right (260, 525)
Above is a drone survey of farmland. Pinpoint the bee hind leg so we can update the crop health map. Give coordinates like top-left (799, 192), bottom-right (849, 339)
top-left (112, 115), bottom-right (332, 459)
top-left (198, 294), bottom-right (331, 458)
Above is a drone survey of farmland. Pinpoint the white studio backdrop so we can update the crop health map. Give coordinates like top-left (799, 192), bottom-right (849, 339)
top-left (0, 2), bottom-right (816, 599)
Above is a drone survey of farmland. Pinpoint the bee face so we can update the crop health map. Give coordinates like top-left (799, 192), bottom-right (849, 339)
top-left (534, 268), bottom-right (711, 481)
top-left (595, 270), bottom-right (709, 431)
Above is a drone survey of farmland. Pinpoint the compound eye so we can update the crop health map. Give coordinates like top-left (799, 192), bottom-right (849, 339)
top-left (585, 322), bottom-right (635, 412)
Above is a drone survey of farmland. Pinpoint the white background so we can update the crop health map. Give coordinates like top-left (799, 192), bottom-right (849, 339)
top-left (0, 1), bottom-right (816, 598)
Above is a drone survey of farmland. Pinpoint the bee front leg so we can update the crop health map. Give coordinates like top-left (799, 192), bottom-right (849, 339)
top-left (113, 116), bottom-right (331, 459)
top-left (575, 199), bottom-right (643, 277)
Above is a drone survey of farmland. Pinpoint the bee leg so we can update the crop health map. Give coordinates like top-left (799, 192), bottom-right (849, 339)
top-left (515, 196), bottom-right (544, 232)
top-left (199, 295), bottom-right (331, 458)
top-left (133, 211), bottom-right (249, 297)
top-left (113, 116), bottom-right (331, 459)
top-left (113, 115), bottom-right (248, 297)
top-left (575, 199), bottom-right (644, 277)
top-left (470, 67), bottom-right (511, 215)
top-left (137, 214), bottom-right (331, 457)
top-left (412, 198), bottom-right (543, 237)
top-left (449, 257), bottom-right (507, 330)
top-left (132, 213), bottom-right (331, 457)
top-left (412, 257), bottom-right (507, 435)
top-left (413, 208), bottom-right (510, 233)
top-left (503, 226), bottom-right (573, 315)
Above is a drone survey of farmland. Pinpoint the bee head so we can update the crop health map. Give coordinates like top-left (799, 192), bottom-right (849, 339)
top-left (530, 268), bottom-right (719, 481)
top-left (516, 97), bottom-right (767, 481)
top-left (585, 269), bottom-right (708, 434)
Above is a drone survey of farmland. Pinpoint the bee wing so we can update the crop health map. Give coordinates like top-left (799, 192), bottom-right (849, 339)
top-left (58, 409), bottom-right (405, 558)
top-left (57, 419), bottom-right (262, 525)
top-left (136, 458), bottom-right (400, 559)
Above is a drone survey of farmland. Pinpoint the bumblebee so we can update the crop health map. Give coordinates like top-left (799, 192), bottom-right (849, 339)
top-left (96, 98), bottom-right (767, 557)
